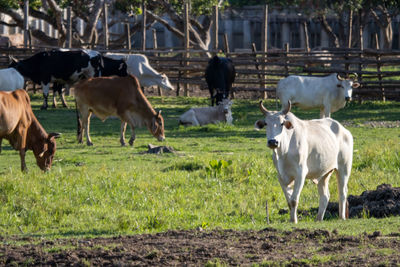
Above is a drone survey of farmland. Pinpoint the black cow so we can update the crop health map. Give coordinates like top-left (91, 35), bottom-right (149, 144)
top-left (205, 56), bottom-right (236, 106)
top-left (98, 55), bottom-right (128, 77)
top-left (9, 50), bottom-right (100, 110)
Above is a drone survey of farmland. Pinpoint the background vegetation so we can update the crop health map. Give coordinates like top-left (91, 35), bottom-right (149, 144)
top-left (0, 94), bottom-right (399, 238)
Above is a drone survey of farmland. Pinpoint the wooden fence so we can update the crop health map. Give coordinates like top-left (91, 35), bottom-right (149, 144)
top-left (1, 46), bottom-right (400, 101)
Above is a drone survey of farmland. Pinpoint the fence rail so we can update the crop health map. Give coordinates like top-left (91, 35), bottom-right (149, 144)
top-left (1, 46), bottom-right (400, 100)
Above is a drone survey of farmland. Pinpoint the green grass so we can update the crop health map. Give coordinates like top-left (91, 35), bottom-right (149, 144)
top-left (0, 94), bottom-right (399, 238)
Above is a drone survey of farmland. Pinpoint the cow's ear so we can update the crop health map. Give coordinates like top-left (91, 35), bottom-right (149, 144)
top-left (48, 132), bottom-right (61, 140)
top-left (284, 120), bottom-right (293, 129)
top-left (254, 120), bottom-right (266, 130)
top-left (352, 82), bottom-right (360, 88)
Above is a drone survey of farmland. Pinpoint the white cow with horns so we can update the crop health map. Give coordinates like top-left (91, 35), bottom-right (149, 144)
top-left (255, 100), bottom-right (353, 223)
top-left (276, 73), bottom-right (360, 118)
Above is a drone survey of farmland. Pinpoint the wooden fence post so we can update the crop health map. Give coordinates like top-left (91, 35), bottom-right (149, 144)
top-left (224, 33), bottom-right (235, 99)
top-left (66, 7), bottom-right (72, 48)
top-left (183, 1), bottom-right (190, 97)
top-left (375, 35), bottom-right (385, 101)
top-left (103, 3), bottom-right (109, 50)
top-left (153, 29), bottom-right (163, 98)
top-left (261, 4), bottom-right (268, 99)
top-left (284, 43), bottom-right (290, 77)
top-left (213, 5), bottom-right (219, 54)
top-left (252, 43), bottom-right (266, 99)
top-left (125, 23), bottom-right (131, 50)
top-left (142, 0), bottom-right (146, 51)
top-left (23, 0), bottom-right (29, 48)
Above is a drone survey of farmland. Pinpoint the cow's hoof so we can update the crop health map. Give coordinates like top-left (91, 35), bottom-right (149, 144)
top-left (62, 104), bottom-right (69, 109)
top-left (52, 104), bottom-right (57, 108)
top-left (87, 141), bottom-right (93, 146)
top-left (129, 140), bottom-right (135, 146)
top-left (121, 142), bottom-right (126, 147)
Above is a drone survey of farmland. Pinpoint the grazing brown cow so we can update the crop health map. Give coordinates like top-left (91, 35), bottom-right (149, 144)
top-left (0, 90), bottom-right (60, 171)
top-left (74, 75), bottom-right (165, 146)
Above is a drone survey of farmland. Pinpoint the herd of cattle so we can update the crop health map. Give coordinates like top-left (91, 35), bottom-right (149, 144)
top-left (0, 50), bottom-right (362, 223)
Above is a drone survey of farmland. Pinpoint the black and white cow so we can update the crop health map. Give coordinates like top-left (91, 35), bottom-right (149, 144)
top-left (9, 50), bottom-right (101, 110)
top-left (98, 55), bottom-right (128, 77)
top-left (205, 56), bottom-right (236, 106)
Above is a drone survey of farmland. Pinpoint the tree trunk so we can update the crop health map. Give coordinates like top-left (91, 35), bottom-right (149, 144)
top-left (318, 14), bottom-right (340, 48)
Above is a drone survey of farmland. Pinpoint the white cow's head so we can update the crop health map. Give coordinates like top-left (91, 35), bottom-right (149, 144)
top-left (255, 101), bottom-right (293, 149)
top-left (159, 73), bottom-right (174, 90)
top-left (336, 73), bottom-right (360, 101)
top-left (218, 98), bottom-right (233, 124)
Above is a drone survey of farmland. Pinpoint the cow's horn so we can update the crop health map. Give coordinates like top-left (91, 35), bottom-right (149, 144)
top-left (157, 110), bottom-right (162, 117)
top-left (337, 73), bottom-right (345, 81)
top-left (282, 100), bottom-right (291, 115)
top-left (259, 100), bottom-right (268, 116)
top-left (351, 72), bottom-right (358, 80)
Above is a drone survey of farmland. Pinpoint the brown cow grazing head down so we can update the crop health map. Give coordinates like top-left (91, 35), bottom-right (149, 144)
top-left (74, 75), bottom-right (165, 147)
top-left (32, 132), bottom-right (60, 171)
top-left (0, 90), bottom-right (60, 171)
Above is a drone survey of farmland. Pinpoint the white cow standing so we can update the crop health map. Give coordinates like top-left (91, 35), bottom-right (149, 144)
top-left (277, 73), bottom-right (360, 118)
top-left (255, 100), bottom-right (353, 223)
top-left (179, 98), bottom-right (233, 126)
top-left (0, 68), bottom-right (24, 91)
top-left (104, 53), bottom-right (174, 91)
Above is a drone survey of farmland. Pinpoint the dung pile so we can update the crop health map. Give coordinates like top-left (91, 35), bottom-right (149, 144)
top-left (280, 184), bottom-right (400, 219)
top-left (347, 184), bottom-right (400, 218)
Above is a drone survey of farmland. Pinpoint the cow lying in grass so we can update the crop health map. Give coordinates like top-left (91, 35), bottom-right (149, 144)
top-left (0, 68), bottom-right (24, 91)
top-left (255, 100), bottom-right (353, 223)
top-left (179, 98), bottom-right (233, 126)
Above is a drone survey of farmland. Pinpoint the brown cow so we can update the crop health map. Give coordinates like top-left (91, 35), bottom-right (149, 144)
top-left (0, 90), bottom-right (60, 171)
top-left (75, 75), bottom-right (165, 146)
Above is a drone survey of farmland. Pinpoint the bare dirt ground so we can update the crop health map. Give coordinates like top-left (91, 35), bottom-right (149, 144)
top-left (1, 227), bottom-right (400, 266)
top-left (2, 185), bottom-right (400, 266)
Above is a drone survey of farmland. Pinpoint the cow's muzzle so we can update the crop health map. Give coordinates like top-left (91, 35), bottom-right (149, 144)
top-left (267, 139), bottom-right (278, 149)
top-left (345, 97), bottom-right (351, 101)
top-left (158, 136), bottom-right (165, 142)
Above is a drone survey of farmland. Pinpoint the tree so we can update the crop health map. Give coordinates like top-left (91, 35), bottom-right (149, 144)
top-left (0, 0), bottom-right (229, 50)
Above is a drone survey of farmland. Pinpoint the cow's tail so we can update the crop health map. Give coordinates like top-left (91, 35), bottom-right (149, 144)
top-left (75, 99), bottom-right (82, 139)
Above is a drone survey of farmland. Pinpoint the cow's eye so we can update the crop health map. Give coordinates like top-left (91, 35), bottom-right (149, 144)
top-left (281, 122), bottom-right (284, 126)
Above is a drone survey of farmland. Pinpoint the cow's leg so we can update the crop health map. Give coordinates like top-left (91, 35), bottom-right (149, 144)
top-left (65, 85), bottom-right (71, 96)
top-left (316, 171), bottom-right (334, 221)
top-left (128, 123), bottom-right (136, 146)
top-left (120, 122), bottom-right (127, 146)
top-left (337, 164), bottom-right (351, 220)
top-left (52, 87), bottom-right (57, 108)
top-left (323, 102), bottom-right (331, 118)
top-left (79, 108), bottom-right (93, 146)
top-left (119, 112), bottom-right (136, 146)
top-left (59, 86), bottom-right (68, 108)
top-left (277, 175), bottom-right (294, 210)
top-left (17, 131), bottom-right (27, 171)
top-left (289, 167), bottom-right (308, 224)
top-left (0, 138), bottom-right (2, 153)
top-left (41, 83), bottom-right (51, 110)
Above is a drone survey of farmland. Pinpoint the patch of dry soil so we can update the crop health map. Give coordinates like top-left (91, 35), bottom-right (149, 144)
top-left (1, 228), bottom-right (399, 266)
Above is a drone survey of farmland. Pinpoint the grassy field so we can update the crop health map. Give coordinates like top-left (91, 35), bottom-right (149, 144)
top-left (0, 94), bottom-right (399, 238)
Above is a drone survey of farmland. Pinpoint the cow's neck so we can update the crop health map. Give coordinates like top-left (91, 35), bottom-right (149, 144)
top-left (275, 113), bottom-right (298, 157)
top-left (136, 87), bottom-right (157, 123)
top-left (26, 117), bottom-right (47, 151)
